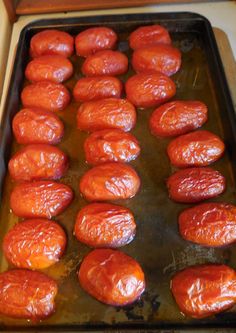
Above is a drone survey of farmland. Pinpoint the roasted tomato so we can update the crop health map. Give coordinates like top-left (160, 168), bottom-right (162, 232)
top-left (10, 180), bottom-right (73, 218)
top-left (129, 24), bottom-right (171, 50)
top-left (75, 27), bottom-right (117, 57)
top-left (73, 76), bottom-right (122, 102)
top-left (167, 130), bottom-right (225, 167)
top-left (82, 50), bottom-right (128, 76)
top-left (179, 202), bottom-right (236, 247)
top-left (0, 269), bottom-right (57, 320)
top-left (21, 81), bottom-right (70, 112)
top-left (12, 108), bottom-right (64, 145)
top-left (132, 45), bottom-right (181, 76)
top-left (3, 219), bottom-right (66, 269)
top-left (30, 29), bottom-right (74, 58)
top-left (8, 144), bottom-right (68, 182)
top-left (25, 55), bottom-right (73, 83)
top-left (167, 167), bottom-right (225, 203)
top-left (149, 100), bottom-right (208, 137)
top-left (125, 73), bottom-right (176, 108)
top-left (74, 203), bottom-right (136, 247)
top-left (79, 162), bottom-right (140, 201)
top-left (171, 264), bottom-right (236, 318)
top-left (77, 98), bottom-right (136, 132)
top-left (78, 249), bottom-right (145, 306)
top-left (84, 129), bottom-right (140, 165)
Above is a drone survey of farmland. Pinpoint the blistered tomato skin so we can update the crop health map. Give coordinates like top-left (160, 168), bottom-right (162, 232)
top-left (21, 81), bottom-right (70, 112)
top-left (12, 108), bottom-right (64, 145)
top-left (79, 162), bottom-right (140, 201)
top-left (10, 181), bottom-right (73, 218)
top-left (129, 24), bottom-right (171, 49)
top-left (8, 144), bottom-right (69, 182)
top-left (74, 203), bottom-right (136, 248)
top-left (78, 249), bottom-right (145, 306)
top-left (73, 76), bottom-right (122, 102)
top-left (132, 45), bottom-right (181, 76)
top-left (167, 130), bottom-right (225, 168)
top-left (75, 27), bottom-right (117, 57)
top-left (25, 55), bottom-right (73, 83)
top-left (167, 167), bottom-right (225, 203)
top-left (84, 129), bottom-right (140, 165)
top-left (82, 50), bottom-right (128, 76)
top-left (171, 264), bottom-right (236, 318)
top-left (0, 269), bottom-right (58, 320)
top-left (3, 219), bottom-right (66, 269)
top-left (30, 29), bottom-right (74, 58)
top-left (125, 73), bottom-right (176, 108)
top-left (150, 100), bottom-right (208, 137)
top-left (179, 202), bottom-right (236, 247)
top-left (77, 98), bottom-right (136, 132)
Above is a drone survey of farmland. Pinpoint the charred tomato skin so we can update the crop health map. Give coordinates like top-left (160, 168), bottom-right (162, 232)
top-left (78, 249), bottom-right (145, 306)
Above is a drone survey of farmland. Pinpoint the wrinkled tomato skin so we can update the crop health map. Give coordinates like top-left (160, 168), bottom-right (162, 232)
top-left (77, 98), bottom-right (136, 132)
top-left (132, 45), bottom-right (181, 76)
top-left (125, 73), bottom-right (176, 108)
top-left (167, 130), bottom-right (225, 167)
top-left (79, 162), bottom-right (140, 201)
top-left (8, 144), bottom-right (69, 182)
top-left (84, 129), bottom-right (140, 165)
top-left (179, 202), bottom-right (236, 247)
top-left (30, 29), bottom-right (74, 58)
top-left (73, 76), bottom-right (122, 102)
top-left (171, 264), bottom-right (236, 318)
top-left (129, 24), bottom-right (171, 50)
top-left (0, 269), bottom-right (58, 320)
top-left (75, 27), bottom-right (117, 57)
top-left (82, 50), bottom-right (128, 76)
top-left (78, 249), bottom-right (145, 306)
top-left (74, 203), bottom-right (136, 248)
top-left (12, 108), bottom-right (64, 145)
top-left (3, 219), bottom-right (66, 269)
top-left (21, 81), bottom-right (70, 112)
top-left (150, 101), bottom-right (208, 137)
top-left (10, 181), bottom-right (73, 219)
top-left (167, 167), bottom-right (225, 203)
top-left (25, 55), bottom-right (73, 83)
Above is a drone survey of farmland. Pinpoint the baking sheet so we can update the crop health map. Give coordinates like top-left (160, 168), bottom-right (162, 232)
top-left (0, 12), bottom-right (236, 332)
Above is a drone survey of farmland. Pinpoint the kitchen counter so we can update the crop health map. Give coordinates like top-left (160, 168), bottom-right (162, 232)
top-left (0, 1), bottom-right (236, 118)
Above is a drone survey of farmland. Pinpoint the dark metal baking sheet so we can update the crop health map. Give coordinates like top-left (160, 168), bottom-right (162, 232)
top-left (0, 12), bottom-right (236, 332)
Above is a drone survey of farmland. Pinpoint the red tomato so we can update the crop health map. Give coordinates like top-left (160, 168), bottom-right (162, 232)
top-left (84, 129), bottom-right (140, 165)
top-left (167, 130), bottom-right (225, 167)
top-left (75, 27), bottom-right (117, 57)
top-left (78, 249), bottom-right (145, 306)
top-left (25, 55), bottom-right (73, 83)
top-left (167, 167), bottom-right (226, 203)
top-left (125, 73), bottom-right (176, 108)
top-left (79, 162), bottom-right (140, 201)
top-left (21, 81), bottom-right (70, 112)
top-left (77, 98), bottom-right (136, 132)
top-left (82, 50), bottom-right (128, 76)
top-left (0, 269), bottom-right (57, 320)
top-left (73, 76), bottom-right (122, 102)
top-left (10, 180), bottom-right (73, 218)
top-left (132, 45), bottom-right (181, 76)
top-left (30, 29), bottom-right (74, 58)
top-left (74, 203), bottom-right (136, 247)
top-left (171, 264), bottom-right (236, 318)
top-left (179, 202), bottom-right (236, 247)
top-left (8, 144), bottom-right (69, 182)
top-left (149, 100), bottom-right (208, 137)
top-left (3, 219), bottom-right (66, 269)
top-left (129, 24), bottom-right (171, 50)
top-left (12, 108), bottom-right (64, 145)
